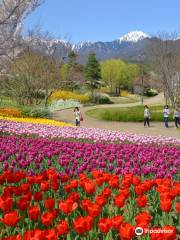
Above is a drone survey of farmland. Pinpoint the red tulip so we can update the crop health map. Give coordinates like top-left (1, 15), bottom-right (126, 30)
top-left (132, 176), bottom-right (141, 186)
top-left (28, 205), bottom-right (40, 221)
top-left (114, 194), bottom-right (126, 208)
top-left (102, 187), bottom-right (112, 198)
top-left (69, 179), bottom-right (79, 188)
top-left (119, 222), bottom-right (135, 240)
top-left (60, 174), bottom-right (69, 183)
top-left (24, 229), bottom-right (43, 240)
top-left (0, 175), bottom-right (5, 185)
top-left (150, 227), bottom-right (164, 240)
top-left (57, 220), bottom-right (69, 235)
top-left (13, 186), bottom-right (22, 197)
top-left (162, 226), bottom-right (176, 240)
top-left (81, 199), bottom-right (92, 211)
top-left (73, 216), bottom-right (93, 234)
top-left (51, 180), bottom-right (60, 191)
top-left (160, 198), bottom-right (172, 212)
top-left (41, 211), bottom-right (54, 227)
top-left (40, 181), bottom-right (50, 192)
top-left (2, 234), bottom-right (22, 240)
top-left (33, 191), bottom-right (43, 201)
top-left (112, 215), bottom-right (123, 230)
top-left (176, 202), bottom-right (180, 214)
top-left (0, 197), bottom-right (13, 212)
top-left (68, 192), bottom-right (80, 202)
top-left (87, 203), bottom-right (100, 217)
top-left (44, 198), bottom-right (55, 210)
top-left (98, 218), bottom-right (112, 233)
top-left (95, 194), bottom-right (107, 207)
top-left (0, 211), bottom-right (20, 227)
top-left (136, 195), bottom-right (147, 208)
top-left (119, 188), bottom-right (130, 198)
top-left (43, 229), bottom-right (58, 240)
top-left (59, 199), bottom-right (78, 214)
top-left (109, 176), bottom-right (119, 189)
top-left (135, 211), bottom-right (151, 228)
top-left (21, 183), bottom-right (31, 193)
top-left (84, 179), bottom-right (96, 194)
top-left (134, 184), bottom-right (145, 195)
top-left (17, 197), bottom-right (30, 211)
top-left (96, 177), bottom-right (106, 186)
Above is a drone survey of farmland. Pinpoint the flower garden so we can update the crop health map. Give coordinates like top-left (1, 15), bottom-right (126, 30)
top-left (0, 117), bottom-right (180, 240)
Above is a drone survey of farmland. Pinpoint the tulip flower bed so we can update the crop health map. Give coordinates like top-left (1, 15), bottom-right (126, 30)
top-left (1, 119), bottom-right (180, 146)
top-left (0, 117), bottom-right (72, 128)
top-left (0, 135), bottom-right (180, 179)
top-left (0, 169), bottom-right (179, 240)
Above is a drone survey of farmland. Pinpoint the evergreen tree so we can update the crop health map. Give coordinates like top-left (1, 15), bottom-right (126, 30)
top-left (68, 50), bottom-right (78, 67)
top-left (85, 52), bottom-right (101, 98)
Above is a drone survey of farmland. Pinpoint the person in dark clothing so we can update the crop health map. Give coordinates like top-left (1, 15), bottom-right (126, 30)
top-left (174, 108), bottom-right (180, 128)
top-left (144, 105), bottom-right (150, 127)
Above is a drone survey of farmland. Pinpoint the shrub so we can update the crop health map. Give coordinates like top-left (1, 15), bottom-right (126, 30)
top-left (120, 90), bottom-right (130, 97)
top-left (145, 88), bottom-right (158, 97)
top-left (29, 108), bottom-right (52, 119)
top-left (49, 100), bottom-right (82, 112)
top-left (20, 106), bottom-right (31, 117)
top-left (49, 90), bottom-right (90, 103)
top-left (93, 93), bottom-right (113, 104)
top-left (97, 87), bottom-right (110, 94)
top-left (0, 108), bottom-right (22, 117)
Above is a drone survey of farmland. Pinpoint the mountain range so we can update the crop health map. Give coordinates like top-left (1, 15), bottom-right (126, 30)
top-left (28, 31), bottom-right (157, 63)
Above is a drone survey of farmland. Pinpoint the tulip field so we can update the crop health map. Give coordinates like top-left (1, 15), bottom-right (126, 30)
top-left (0, 118), bottom-right (180, 239)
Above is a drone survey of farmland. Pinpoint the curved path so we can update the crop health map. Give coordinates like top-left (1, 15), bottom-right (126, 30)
top-left (53, 94), bottom-right (180, 138)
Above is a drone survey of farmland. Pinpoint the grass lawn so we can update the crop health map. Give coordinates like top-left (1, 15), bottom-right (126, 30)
top-left (111, 94), bottom-right (141, 104)
top-left (86, 105), bottom-right (174, 122)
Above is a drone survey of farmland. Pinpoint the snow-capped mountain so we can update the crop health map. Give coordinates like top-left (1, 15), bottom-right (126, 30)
top-left (119, 31), bottom-right (149, 43)
top-left (27, 31), bottom-right (153, 63)
top-left (73, 41), bottom-right (95, 51)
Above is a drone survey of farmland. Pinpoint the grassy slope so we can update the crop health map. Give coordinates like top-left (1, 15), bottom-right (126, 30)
top-left (86, 105), bottom-right (174, 122)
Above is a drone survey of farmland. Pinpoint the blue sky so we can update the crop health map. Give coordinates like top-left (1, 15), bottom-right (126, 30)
top-left (24, 0), bottom-right (180, 43)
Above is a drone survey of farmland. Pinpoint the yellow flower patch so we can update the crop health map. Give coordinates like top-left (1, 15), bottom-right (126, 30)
top-left (0, 115), bottom-right (73, 127)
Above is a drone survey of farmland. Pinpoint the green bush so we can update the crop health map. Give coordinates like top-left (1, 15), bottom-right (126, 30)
top-left (29, 108), bottom-right (52, 118)
top-left (20, 106), bottom-right (31, 117)
top-left (21, 107), bottom-right (52, 119)
top-left (93, 93), bottom-right (113, 104)
top-left (145, 88), bottom-right (158, 97)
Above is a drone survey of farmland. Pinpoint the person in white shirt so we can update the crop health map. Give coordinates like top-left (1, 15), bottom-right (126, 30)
top-left (174, 107), bottom-right (180, 128)
top-left (163, 105), bottom-right (170, 128)
top-left (144, 105), bottom-right (150, 127)
top-left (74, 107), bottom-right (81, 126)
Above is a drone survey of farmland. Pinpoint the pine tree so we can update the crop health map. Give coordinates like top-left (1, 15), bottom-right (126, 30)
top-left (85, 52), bottom-right (101, 99)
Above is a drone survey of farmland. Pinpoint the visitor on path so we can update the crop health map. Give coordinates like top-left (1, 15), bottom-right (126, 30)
top-left (144, 105), bottom-right (150, 127)
top-left (163, 105), bottom-right (170, 128)
top-left (74, 107), bottom-right (82, 127)
top-left (174, 107), bottom-right (180, 128)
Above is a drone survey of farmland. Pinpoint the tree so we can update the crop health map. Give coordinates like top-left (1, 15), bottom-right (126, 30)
top-left (85, 52), bottom-right (101, 98)
top-left (25, 29), bottom-right (70, 106)
top-left (60, 50), bottom-right (85, 91)
top-left (101, 59), bottom-right (119, 94)
top-left (101, 59), bottom-right (139, 95)
top-left (1, 49), bottom-right (61, 106)
top-left (149, 32), bottom-right (180, 106)
top-left (0, 0), bottom-right (42, 65)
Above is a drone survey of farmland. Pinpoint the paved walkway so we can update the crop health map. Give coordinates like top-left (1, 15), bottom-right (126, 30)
top-left (53, 94), bottom-right (180, 138)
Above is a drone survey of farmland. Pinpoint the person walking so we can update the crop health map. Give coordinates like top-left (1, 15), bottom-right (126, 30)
top-left (174, 107), bottom-right (180, 128)
top-left (163, 105), bottom-right (170, 128)
top-left (74, 107), bottom-right (82, 127)
top-left (144, 105), bottom-right (150, 127)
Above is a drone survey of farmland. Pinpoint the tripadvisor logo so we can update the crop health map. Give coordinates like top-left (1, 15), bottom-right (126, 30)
top-left (135, 227), bottom-right (144, 236)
